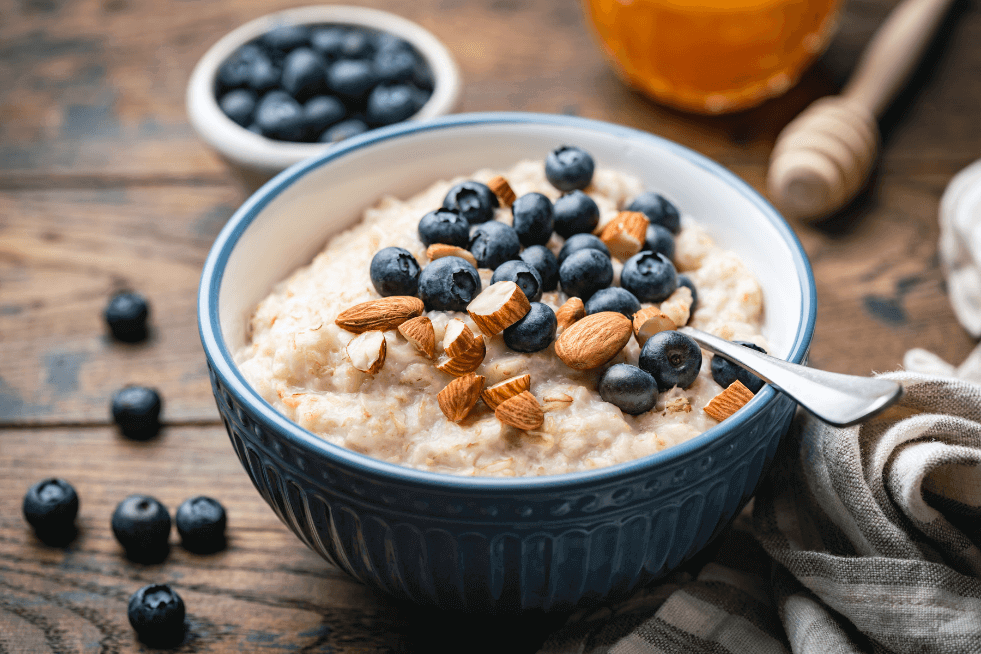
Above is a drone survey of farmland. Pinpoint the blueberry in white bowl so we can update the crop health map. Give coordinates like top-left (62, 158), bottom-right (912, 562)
top-left (366, 83), bottom-right (418, 126)
top-left (552, 190), bottom-right (599, 238)
top-left (559, 248), bottom-right (613, 301)
top-left (369, 246), bottom-right (420, 297)
top-left (627, 191), bottom-right (681, 234)
top-left (639, 330), bottom-right (702, 391)
top-left (621, 251), bottom-right (678, 303)
top-left (584, 287), bottom-right (641, 318)
top-left (557, 233), bottom-right (609, 265)
top-left (418, 208), bottom-right (469, 248)
top-left (491, 260), bottom-right (543, 302)
top-left (678, 273), bottom-right (698, 314)
top-left (546, 145), bottom-right (595, 192)
top-left (254, 91), bottom-right (306, 141)
top-left (219, 89), bottom-right (257, 127)
top-left (468, 220), bottom-right (520, 270)
top-left (303, 95), bottom-right (346, 135)
top-left (511, 192), bottom-right (554, 246)
top-left (281, 48), bottom-right (328, 100)
top-left (502, 302), bottom-right (557, 353)
top-left (443, 181), bottom-right (499, 225)
top-left (598, 364), bottom-right (658, 415)
top-left (711, 341), bottom-right (767, 393)
top-left (644, 223), bottom-right (675, 260)
top-left (519, 244), bottom-right (559, 292)
top-left (320, 117), bottom-right (368, 144)
top-left (418, 256), bottom-right (481, 312)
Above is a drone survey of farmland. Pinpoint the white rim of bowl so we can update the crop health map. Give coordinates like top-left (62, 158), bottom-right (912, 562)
top-left (186, 5), bottom-right (462, 173)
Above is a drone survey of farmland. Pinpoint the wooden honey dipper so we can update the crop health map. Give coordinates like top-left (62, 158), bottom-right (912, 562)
top-left (767, 0), bottom-right (957, 221)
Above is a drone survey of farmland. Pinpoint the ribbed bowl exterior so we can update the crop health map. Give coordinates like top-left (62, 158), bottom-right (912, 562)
top-left (210, 363), bottom-right (795, 613)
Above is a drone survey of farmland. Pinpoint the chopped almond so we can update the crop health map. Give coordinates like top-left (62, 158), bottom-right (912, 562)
top-left (436, 335), bottom-right (486, 376)
top-left (487, 175), bottom-right (516, 207)
top-left (427, 243), bottom-right (478, 269)
top-left (398, 316), bottom-right (436, 358)
top-left (600, 211), bottom-right (649, 261)
top-left (495, 391), bottom-right (544, 430)
top-left (482, 374), bottom-right (531, 410)
top-left (347, 331), bottom-right (387, 374)
top-left (443, 319), bottom-right (479, 357)
top-left (467, 281), bottom-right (531, 337)
top-left (438, 373), bottom-right (485, 422)
top-left (633, 306), bottom-right (676, 346)
top-left (555, 297), bottom-right (585, 332)
top-left (704, 380), bottom-right (755, 421)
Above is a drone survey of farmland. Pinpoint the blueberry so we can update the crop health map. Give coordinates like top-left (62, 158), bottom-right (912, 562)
top-left (374, 47), bottom-right (417, 83)
top-left (319, 117), bottom-right (368, 143)
top-left (468, 221), bottom-right (520, 270)
top-left (340, 29), bottom-right (374, 59)
top-left (128, 584), bottom-right (186, 647)
top-left (310, 26), bottom-right (349, 59)
top-left (598, 364), bottom-right (658, 415)
top-left (644, 223), bottom-right (675, 260)
top-left (303, 95), bottom-right (346, 135)
top-left (511, 192), bottom-right (554, 247)
top-left (418, 256), bottom-right (481, 312)
top-left (216, 44), bottom-right (264, 91)
top-left (711, 341), bottom-right (767, 393)
top-left (545, 145), bottom-right (595, 191)
top-left (281, 48), bottom-right (328, 101)
top-left (254, 91), bottom-right (306, 141)
top-left (557, 233), bottom-right (609, 265)
top-left (373, 32), bottom-right (409, 54)
top-left (678, 274), bottom-right (698, 315)
top-left (503, 302), bottom-right (557, 353)
top-left (327, 59), bottom-right (377, 101)
top-left (626, 192), bottom-right (681, 234)
top-left (418, 208), bottom-right (470, 248)
top-left (620, 251), bottom-right (678, 303)
top-left (176, 496), bottom-right (227, 553)
top-left (111, 386), bottom-right (162, 440)
top-left (552, 190), bottom-right (599, 238)
top-left (639, 330), bottom-right (702, 391)
top-left (245, 55), bottom-right (281, 93)
top-left (112, 494), bottom-right (171, 562)
top-left (366, 83), bottom-right (417, 126)
top-left (369, 246), bottom-right (420, 296)
top-left (585, 287), bottom-right (641, 318)
top-left (442, 181), bottom-right (499, 225)
top-left (519, 245), bottom-right (559, 292)
top-left (559, 249), bottom-right (613, 301)
top-left (219, 89), bottom-right (257, 127)
top-left (104, 291), bottom-right (150, 343)
top-left (412, 58), bottom-right (435, 91)
top-left (23, 478), bottom-right (79, 545)
top-left (491, 260), bottom-right (543, 302)
top-left (262, 24), bottom-right (310, 54)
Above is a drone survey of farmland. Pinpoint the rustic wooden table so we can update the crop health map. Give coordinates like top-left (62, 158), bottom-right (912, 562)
top-left (2, 0), bottom-right (979, 651)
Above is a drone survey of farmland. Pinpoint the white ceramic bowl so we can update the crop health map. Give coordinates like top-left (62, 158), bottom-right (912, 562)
top-left (199, 113), bottom-right (816, 612)
top-left (186, 5), bottom-right (461, 185)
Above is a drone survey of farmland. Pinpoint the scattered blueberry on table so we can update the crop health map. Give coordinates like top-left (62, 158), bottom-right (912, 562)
top-left (598, 364), bottom-right (658, 414)
top-left (128, 584), bottom-right (186, 647)
top-left (492, 260), bottom-right (544, 302)
top-left (23, 478), bottom-right (79, 546)
top-left (215, 23), bottom-right (434, 143)
top-left (503, 302), bottom-right (557, 353)
top-left (111, 386), bottom-right (163, 440)
top-left (639, 331), bottom-right (703, 391)
top-left (176, 496), bottom-right (228, 554)
top-left (711, 341), bottom-right (768, 393)
top-left (627, 191), bottom-right (681, 234)
top-left (112, 494), bottom-right (172, 563)
top-left (104, 291), bottom-right (150, 343)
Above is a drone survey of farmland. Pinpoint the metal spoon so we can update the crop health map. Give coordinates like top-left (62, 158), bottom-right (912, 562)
top-left (679, 327), bottom-right (904, 427)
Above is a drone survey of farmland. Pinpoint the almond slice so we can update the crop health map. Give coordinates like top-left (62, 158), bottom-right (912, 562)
top-left (426, 243), bottom-right (478, 269)
top-left (438, 373), bottom-right (486, 422)
top-left (435, 335), bottom-right (486, 376)
top-left (555, 297), bottom-right (585, 332)
top-left (467, 281), bottom-right (531, 337)
top-left (632, 306), bottom-right (676, 346)
top-left (346, 331), bottom-right (387, 374)
top-left (487, 175), bottom-right (516, 207)
top-left (335, 296), bottom-right (424, 333)
top-left (398, 316), bottom-right (436, 358)
top-left (665, 397), bottom-right (691, 413)
top-left (600, 211), bottom-right (649, 261)
top-left (703, 380), bottom-right (755, 422)
top-left (481, 374), bottom-right (531, 410)
top-left (554, 311), bottom-right (632, 370)
top-left (659, 285), bottom-right (693, 327)
top-left (495, 391), bottom-right (544, 430)
top-left (443, 319), bottom-right (479, 357)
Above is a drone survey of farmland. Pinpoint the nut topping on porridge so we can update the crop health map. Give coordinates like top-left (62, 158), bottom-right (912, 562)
top-left (426, 243), bottom-right (478, 269)
top-left (554, 311), bottom-right (632, 370)
top-left (555, 297), bottom-right (585, 331)
top-left (633, 306), bottom-right (675, 346)
top-left (335, 296), bottom-right (424, 333)
top-left (481, 374), bottom-right (532, 410)
top-left (600, 211), bottom-right (650, 261)
top-left (704, 380), bottom-right (755, 422)
top-left (435, 334), bottom-right (486, 376)
top-left (495, 391), bottom-right (544, 430)
top-left (347, 331), bottom-right (387, 374)
top-left (438, 373), bottom-right (485, 422)
top-left (398, 316), bottom-right (436, 358)
top-left (467, 281), bottom-right (531, 336)
top-left (443, 319), bottom-right (480, 358)
top-left (487, 175), bottom-right (516, 207)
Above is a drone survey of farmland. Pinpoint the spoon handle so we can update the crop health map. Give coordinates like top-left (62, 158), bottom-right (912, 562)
top-left (679, 327), bottom-right (904, 427)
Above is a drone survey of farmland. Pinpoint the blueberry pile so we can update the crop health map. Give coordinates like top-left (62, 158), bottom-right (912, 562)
top-left (216, 23), bottom-right (435, 143)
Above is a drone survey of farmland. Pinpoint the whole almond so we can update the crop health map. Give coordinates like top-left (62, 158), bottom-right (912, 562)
top-left (600, 211), bottom-right (649, 261)
top-left (398, 316), bottom-right (436, 358)
top-left (427, 243), bottom-right (478, 269)
top-left (335, 296), bottom-right (424, 333)
top-left (481, 374), bottom-right (531, 410)
top-left (438, 373), bottom-right (486, 422)
top-left (495, 391), bottom-right (544, 430)
top-left (346, 331), bottom-right (387, 374)
top-left (487, 175), bottom-right (516, 207)
top-left (633, 306), bottom-right (676, 346)
top-left (436, 335), bottom-right (486, 376)
top-left (554, 311), bottom-right (632, 370)
top-left (704, 380), bottom-right (755, 422)
top-left (555, 297), bottom-right (585, 332)
top-left (467, 281), bottom-right (531, 337)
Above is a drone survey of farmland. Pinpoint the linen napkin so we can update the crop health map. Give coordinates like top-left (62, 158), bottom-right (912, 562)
top-left (539, 162), bottom-right (981, 654)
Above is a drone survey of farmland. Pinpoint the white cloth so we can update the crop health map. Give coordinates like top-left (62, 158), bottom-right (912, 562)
top-left (939, 158), bottom-right (981, 338)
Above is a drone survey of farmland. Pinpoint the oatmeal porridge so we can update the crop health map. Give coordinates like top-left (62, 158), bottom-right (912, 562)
top-left (235, 152), bottom-right (766, 477)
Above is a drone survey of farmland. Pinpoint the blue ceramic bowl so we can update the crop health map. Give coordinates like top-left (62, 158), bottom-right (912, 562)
top-left (199, 112), bottom-right (816, 613)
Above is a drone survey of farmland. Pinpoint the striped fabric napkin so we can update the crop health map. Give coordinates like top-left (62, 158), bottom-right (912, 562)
top-left (540, 162), bottom-right (981, 654)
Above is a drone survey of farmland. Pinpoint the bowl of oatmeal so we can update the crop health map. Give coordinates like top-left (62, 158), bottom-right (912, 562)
top-left (199, 112), bottom-right (815, 612)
